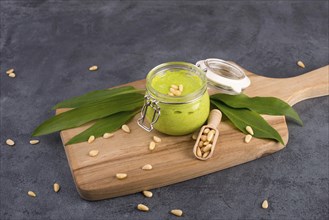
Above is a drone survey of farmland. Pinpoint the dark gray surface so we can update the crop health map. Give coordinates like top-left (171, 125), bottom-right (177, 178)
top-left (0, 0), bottom-right (328, 219)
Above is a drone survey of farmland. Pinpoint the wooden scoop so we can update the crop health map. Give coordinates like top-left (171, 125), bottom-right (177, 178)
top-left (193, 109), bottom-right (222, 160)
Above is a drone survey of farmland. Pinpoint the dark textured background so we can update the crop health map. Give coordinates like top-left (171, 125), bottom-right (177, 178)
top-left (0, 0), bottom-right (328, 219)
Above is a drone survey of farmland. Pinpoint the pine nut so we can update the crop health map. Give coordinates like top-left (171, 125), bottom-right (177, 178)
top-left (116, 173), bottom-right (127, 180)
top-left (89, 65), bottom-right (98, 71)
top-left (203, 141), bottom-right (209, 146)
top-left (121, 124), bottom-right (130, 133)
top-left (142, 190), bottom-right (153, 198)
top-left (6, 139), bottom-right (15, 146)
top-left (137, 204), bottom-right (149, 212)
top-left (171, 84), bottom-right (179, 90)
top-left (29, 140), bottom-right (39, 145)
top-left (297, 61), bottom-right (305, 68)
top-left (28, 191), bottom-right (36, 197)
top-left (6, 68), bottom-right (14, 74)
top-left (168, 92), bottom-right (174, 96)
top-left (207, 130), bottom-right (215, 142)
top-left (103, 133), bottom-right (114, 139)
top-left (149, 141), bottom-right (156, 151)
top-left (196, 147), bottom-right (202, 157)
top-left (244, 134), bottom-right (252, 143)
top-left (171, 209), bottom-right (183, 217)
top-left (169, 88), bottom-right (176, 93)
top-left (172, 89), bottom-right (182, 96)
top-left (8, 73), bottom-right (16, 78)
top-left (200, 135), bottom-right (207, 142)
top-left (203, 128), bottom-right (210, 134)
top-left (202, 151), bottom-right (210, 158)
top-left (203, 144), bottom-right (212, 152)
top-left (178, 84), bottom-right (183, 92)
top-left (198, 141), bottom-right (204, 147)
top-left (192, 133), bottom-right (197, 140)
top-left (88, 135), bottom-right (95, 144)
top-left (262, 200), bottom-right (269, 209)
top-left (142, 164), bottom-right (153, 170)
top-left (153, 136), bottom-right (161, 143)
top-left (88, 149), bottom-right (99, 157)
top-left (246, 126), bottom-right (254, 135)
top-left (53, 183), bottom-right (60, 192)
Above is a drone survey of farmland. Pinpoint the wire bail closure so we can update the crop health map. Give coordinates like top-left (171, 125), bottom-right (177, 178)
top-left (137, 94), bottom-right (161, 132)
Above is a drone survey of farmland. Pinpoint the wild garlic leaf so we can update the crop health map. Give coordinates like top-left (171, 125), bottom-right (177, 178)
top-left (211, 93), bottom-right (302, 125)
top-left (52, 86), bottom-right (143, 109)
top-left (65, 111), bottom-right (137, 145)
top-left (32, 93), bottom-right (144, 136)
top-left (211, 100), bottom-right (284, 145)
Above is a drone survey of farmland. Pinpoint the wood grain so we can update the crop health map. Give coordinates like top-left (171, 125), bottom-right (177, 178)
top-left (57, 65), bottom-right (328, 200)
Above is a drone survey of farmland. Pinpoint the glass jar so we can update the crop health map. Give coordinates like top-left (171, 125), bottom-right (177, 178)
top-left (138, 62), bottom-right (210, 135)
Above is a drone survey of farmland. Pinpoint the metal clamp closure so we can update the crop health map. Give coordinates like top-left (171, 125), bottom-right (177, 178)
top-left (137, 94), bottom-right (161, 132)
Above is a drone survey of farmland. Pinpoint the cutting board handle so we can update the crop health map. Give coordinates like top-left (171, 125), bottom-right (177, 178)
top-left (245, 65), bottom-right (329, 106)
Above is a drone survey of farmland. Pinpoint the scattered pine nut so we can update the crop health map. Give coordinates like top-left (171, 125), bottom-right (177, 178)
top-left (149, 141), bottom-right (156, 151)
top-left (142, 164), bottom-right (153, 170)
top-left (28, 191), bottom-right (36, 197)
top-left (103, 133), bottom-right (114, 139)
top-left (171, 84), bottom-right (179, 90)
top-left (153, 136), bottom-right (161, 143)
top-left (89, 65), bottom-right (98, 71)
top-left (297, 61), bottom-right (305, 68)
top-left (29, 140), bottom-right (39, 145)
top-left (142, 190), bottom-right (153, 198)
top-left (121, 124), bottom-right (130, 133)
top-left (88, 135), bottom-right (95, 144)
top-left (262, 199), bottom-right (269, 209)
top-left (137, 204), bottom-right (149, 212)
top-left (246, 126), bottom-right (254, 135)
top-left (171, 209), bottom-right (183, 217)
top-left (8, 73), bottom-right (16, 78)
top-left (244, 134), bottom-right (252, 143)
top-left (178, 84), bottom-right (184, 92)
top-left (88, 149), bottom-right (99, 157)
top-left (6, 68), bottom-right (14, 74)
top-left (53, 183), bottom-right (60, 192)
top-left (6, 139), bottom-right (15, 146)
top-left (116, 173), bottom-right (127, 180)
top-left (192, 132), bottom-right (198, 140)
top-left (168, 92), bottom-right (174, 96)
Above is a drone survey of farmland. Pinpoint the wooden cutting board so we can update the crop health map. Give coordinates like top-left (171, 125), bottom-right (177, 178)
top-left (57, 64), bottom-right (328, 201)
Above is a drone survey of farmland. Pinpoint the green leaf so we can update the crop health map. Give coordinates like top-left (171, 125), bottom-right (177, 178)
top-left (65, 111), bottom-right (137, 145)
top-left (211, 93), bottom-right (303, 125)
top-left (52, 86), bottom-right (143, 109)
top-left (211, 100), bottom-right (284, 145)
top-left (32, 93), bottom-right (144, 136)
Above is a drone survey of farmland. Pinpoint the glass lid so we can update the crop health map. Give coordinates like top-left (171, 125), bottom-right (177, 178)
top-left (196, 58), bottom-right (251, 94)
